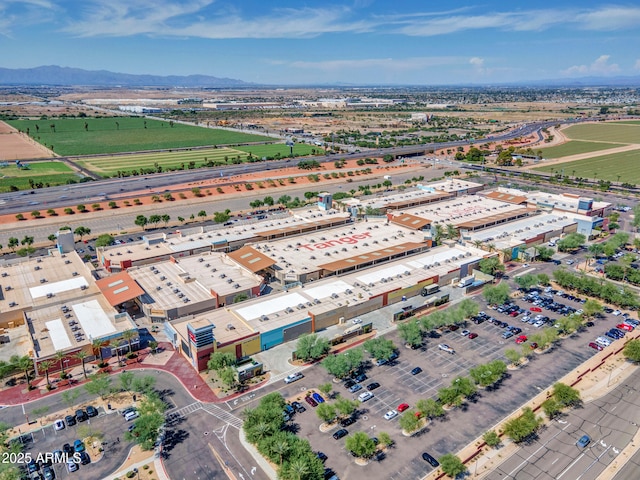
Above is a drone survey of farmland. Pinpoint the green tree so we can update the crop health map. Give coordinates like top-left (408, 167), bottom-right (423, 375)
top-left (318, 383), bottom-right (333, 399)
top-left (504, 407), bottom-right (542, 443)
top-left (557, 233), bottom-right (586, 252)
top-left (121, 329), bottom-right (138, 354)
top-left (315, 403), bottom-right (337, 423)
top-left (295, 334), bottom-right (330, 362)
top-left (207, 352), bottom-right (236, 371)
top-left (84, 372), bottom-right (112, 399)
top-left (378, 431), bottom-right (393, 448)
top-left (95, 234), bottom-right (114, 247)
top-left (73, 350), bottom-right (89, 379)
top-left (161, 214), bottom-right (170, 226)
top-left (439, 453), bottom-right (466, 478)
top-left (198, 210), bottom-right (207, 220)
top-left (623, 339), bottom-right (640, 362)
top-left (20, 235), bottom-right (34, 247)
top-left (39, 360), bottom-right (54, 388)
top-left (542, 397), bottom-right (562, 419)
top-left (398, 410), bottom-right (421, 433)
top-left (47, 234), bottom-right (57, 244)
top-left (438, 386), bottom-right (463, 407)
top-left (7, 237), bottom-right (18, 252)
top-left (74, 226), bottom-right (91, 241)
top-left (415, 398), bottom-right (444, 419)
top-left (334, 397), bottom-right (358, 418)
top-left (213, 211), bottom-right (230, 223)
top-left (345, 431), bottom-right (376, 458)
top-left (478, 257), bottom-right (505, 276)
top-left (119, 371), bottom-right (135, 394)
top-left (515, 274), bottom-right (539, 291)
top-left (363, 337), bottom-right (397, 360)
top-left (321, 355), bottom-right (350, 379)
top-left (134, 215), bottom-right (148, 230)
top-left (483, 283), bottom-right (511, 305)
top-left (126, 392), bottom-right (166, 450)
top-left (148, 214), bottom-right (161, 228)
top-left (397, 320), bottom-right (423, 348)
top-left (483, 430), bottom-right (501, 447)
top-left (458, 299), bottom-right (479, 319)
top-left (219, 366), bottom-right (238, 390)
top-left (61, 389), bottom-right (80, 409)
top-left (505, 349), bottom-right (522, 366)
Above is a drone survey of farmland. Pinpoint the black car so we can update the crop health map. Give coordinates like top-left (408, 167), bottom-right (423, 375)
top-left (85, 405), bottom-right (98, 417)
top-left (291, 401), bottom-right (306, 413)
top-left (585, 321), bottom-right (595, 327)
top-left (422, 452), bottom-right (440, 467)
top-left (316, 452), bottom-right (328, 462)
top-left (62, 443), bottom-right (73, 455)
top-left (366, 382), bottom-right (380, 391)
top-left (75, 409), bottom-right (88, 422)
top-left (340, 417), bottom-right (356, 427)
top-left (411, 367), bottom-right (422, 375)
top-left (79, 452), bottom-right (90, 465)
top-left (333, 429), bottom-right (348, 440)
top-left (343, 379), bottom-right (356, 389)
top-left (354, 373), bottom-right (367, 383)
top-left (64, 415), bottom-right (76, 427)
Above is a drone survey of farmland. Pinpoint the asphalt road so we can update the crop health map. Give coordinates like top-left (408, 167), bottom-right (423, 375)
top-left (485, 368), bottom-right (640, 480)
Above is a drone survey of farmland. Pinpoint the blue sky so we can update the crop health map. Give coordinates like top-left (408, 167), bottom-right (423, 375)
top-left (1, 0), bottom-right (639, 85)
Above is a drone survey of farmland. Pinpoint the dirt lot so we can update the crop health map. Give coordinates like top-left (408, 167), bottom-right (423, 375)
top-left (0, 122), bottom-right (53, 160)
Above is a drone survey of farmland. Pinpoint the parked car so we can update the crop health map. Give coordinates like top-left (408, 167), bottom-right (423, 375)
top-left (304, 396), bottom-right (318, 407)
top-left (312, 393), bottom-right (325, 404)
top-left (366, 382), bottom-right (380, 391)
top-left (291, 401), bottom-right (306, 413)
top-left (85, 405), bottom-right (98, 417)
top-left (397, 403), bottom-right (410, 413)
top-left (64, 415), bottom-right (76, 427)
top-left (354, 373), bottom-right (367, 383)
top-left (530, 307), bottom-right (542, 312)
top-left (333, 429), bottom-right (348, 440)
top-left (352, 318), bottom-right (362, 324)
top-left (316, 452), bottom-right (328, 462)
top-left (460, 329), bottom-right (470, 336)
top-left (422, 452), bottom-right (440, 468)
top-left (595, 336), bottom-right (612, 347)
top-left (358, 391), bottom-right (374, 402)
top-left (438, 344), bottom-right (455, 354)
top-left (62, 443), bottom-right (73, 455)
top-left (43, 465), bottom-right (55, 480)
top-left (348, 383), bottom-right (363, 393)
top-left (66, 461), bottom-right (78, 473)
top-left (54, 419), bottom-right (65, 431)
top-left (515, 335), bottom-right (528, 344)
top-left (502, 331), bottom-right (514, 339)
top-left (75, 409), bottom-right (88, 422)
top-left (384, 410), bottom-right (398, 420)
top-left (588, 342), bottom-right (604, 351)
top-left (468, 332), bottom-right (478, 339)
top-left (617, 323), bottom-right (634, 331)
top-left (340, 417), bottom-right (356, 427)
top-left (410, 367), bottom-right (422, 375)
top-left (79, 452), bottom-right (90, 465)
top-left (73, 440), bottom-right (85, 453)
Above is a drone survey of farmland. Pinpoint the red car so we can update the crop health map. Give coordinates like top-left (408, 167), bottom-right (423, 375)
top-left (304, 395), bottom-right (318, 407)
top-left (529, 342), bottom-right (538, 350)
top-left (397, 403), bottom-right (410, 413)
top-left (588, 342), bottom-right (604, 351)
top-left (468, 333), bottom-right (478, 339)
top-left (617, 323), bottom-right (634, 332)
top-left (530, 307), bottom-right (542, 312)
top-left (515, 335), bottom-right (528, 344)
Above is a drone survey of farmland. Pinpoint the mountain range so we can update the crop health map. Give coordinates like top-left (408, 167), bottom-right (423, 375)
top-left (0, 66), bottom-right (251, 87)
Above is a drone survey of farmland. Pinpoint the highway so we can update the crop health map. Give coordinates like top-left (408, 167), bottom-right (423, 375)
top-left (0, 118), bottom-right (581, 216)
top-left (485, 368), bottom-right (640, 480)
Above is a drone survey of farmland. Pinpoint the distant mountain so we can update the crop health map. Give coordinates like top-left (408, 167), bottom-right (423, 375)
top-left (0, 65), bottom-right (251, 87)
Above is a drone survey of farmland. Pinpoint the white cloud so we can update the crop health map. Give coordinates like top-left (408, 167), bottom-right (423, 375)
top-left (562, 55), bottom-right (621, 76)
top-left (0, 0), bottom-right (56, 37)
top-left (635, 59), bottom-right (640, 70)
top-left (575, 7), bottom-right (640, 30)
top-left (280, 56), bottom-right (465, 71)
top-left (469, 57), bottom-right (486, 75)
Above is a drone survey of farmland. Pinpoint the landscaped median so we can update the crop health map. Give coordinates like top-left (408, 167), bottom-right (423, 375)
top-left (420, 333), bottom-right (640, 480)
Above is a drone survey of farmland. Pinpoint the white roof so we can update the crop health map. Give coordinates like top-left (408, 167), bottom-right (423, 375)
top-left (29, 276), bottom-right (88, 299)
top-left (72, 299), bottom-right (117, 339)
top-left (236, 291), bottom-right (307, 321)
top-left (304, 280), bottom-right (353, 300)
top-left (46, 319), bottom-right (72, 351)
top-left (356, 264), bottom-right (410, 285)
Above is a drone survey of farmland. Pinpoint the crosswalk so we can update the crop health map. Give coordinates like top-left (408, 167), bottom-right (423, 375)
top-left (165, 401), bottom-right (243, 429)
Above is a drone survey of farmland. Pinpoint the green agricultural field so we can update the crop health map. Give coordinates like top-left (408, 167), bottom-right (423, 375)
top-left (0, 161), bottom-right (80, 192)
top-left (6, 117), bottom-right (273, 156)
top-left (534, 149), bottom-right (640, 183)
top-left (562, 123), bottom-right (640, 144)
top-left (539, 140), bottom-right (623, 159)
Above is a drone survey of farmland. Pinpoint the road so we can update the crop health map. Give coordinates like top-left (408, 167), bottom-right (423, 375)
top-left (485, 368), bottom-right (640, 480)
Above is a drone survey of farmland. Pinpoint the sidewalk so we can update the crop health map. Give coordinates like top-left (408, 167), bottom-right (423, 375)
top-left (0, 342), bottom-right (219, 407)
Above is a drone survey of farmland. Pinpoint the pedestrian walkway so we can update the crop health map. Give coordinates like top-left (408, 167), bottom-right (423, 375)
top-left (201, 402), bottom-right (243, 429)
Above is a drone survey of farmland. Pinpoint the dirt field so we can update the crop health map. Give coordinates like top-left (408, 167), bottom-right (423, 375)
top-left (0, 122), bottom-right (53, 160)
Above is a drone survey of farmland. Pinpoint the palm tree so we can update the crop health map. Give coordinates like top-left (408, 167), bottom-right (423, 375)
top-left (92, 338), bottom-right (107, 365)
top-left (472, 240), bottom-right (484, 250)
top-left (39, 360), bottom-right (54, 388)
top-left (11, 355), bottom-right (34, 389)
top-left (272, 439), bottom-right (289, 466)
top-left (121, 330), bottom-right (138, 354)
top-left (445, 224), bottom-right (458, 240)
top-left (487, 243), bottom-right (496, 253)
top-left (73, 351), bottom-right (89, 379)
top-left (55, 351), bottom-right (68, 378)
top-left (501, 248), bottom-right (513, 262)
top-left (432, 224), bottom-right (445, 245)
top-left (287, 459), bottom-right (309, 480)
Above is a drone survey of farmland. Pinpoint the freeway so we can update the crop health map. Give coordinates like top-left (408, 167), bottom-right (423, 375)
top-left (0, 118), bottom-right (586, 215)
top-left (485, 368), bottom-right (640, 480)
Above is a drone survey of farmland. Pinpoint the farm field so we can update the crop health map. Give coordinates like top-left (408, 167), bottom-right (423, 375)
top-left (75, 143), bottom-right (318, 177)
top-left (539, 140), bottom-right (624, 158)
top-left (233, 143), bottom-right (319, 158)
top-left (6, 117), bottom-right (273, 156)
top-left (0, 161), bottom-right (79, 192)
top-left (533, 149), bottom-right (640, 183)
top-left (562, 123), bottom-right (640, 144)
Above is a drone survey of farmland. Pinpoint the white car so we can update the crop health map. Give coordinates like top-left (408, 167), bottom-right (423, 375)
top-left (53, 419), bottom-right (65, 431)
top-left (283, 372), bottom-right (304, 384)
top-left (612, 310), bottom-right (622, 316)
top-left (438, 344), bottom-right (455, 354)
top-left (460, 329), bottom-right (470, 336)
top-left (383, 410), bottom-right (398, 420)
top-left (595, 336), bottom-right (612, 347)
top-left (358, 391), bottom-right (374, 402)
top-left (352, 318), bottom-right (362, 324)
top-left (521, 315), bottom-right (531, 323)
top-left (534, 320), bottom-right (545, 328)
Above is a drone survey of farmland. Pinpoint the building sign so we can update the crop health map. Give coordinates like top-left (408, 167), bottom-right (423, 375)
top-left (299, 232), bottom-right (372, 251)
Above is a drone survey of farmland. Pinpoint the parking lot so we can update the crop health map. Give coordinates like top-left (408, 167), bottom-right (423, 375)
top-left (16, 406), bottom-right (136, 480)
top-left (275, 282), bottom-right (637, 480)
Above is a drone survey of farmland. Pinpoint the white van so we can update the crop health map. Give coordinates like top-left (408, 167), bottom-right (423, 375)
top-left (124, 411), bottom-right (140, 421)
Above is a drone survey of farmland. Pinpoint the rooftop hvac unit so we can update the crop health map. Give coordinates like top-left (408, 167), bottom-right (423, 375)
top-left (72, 272), bottom-right (78, 277)
top-left (34, 266), bottom-right (41, 271)
top-left (160, 276), bottom-right (166, 281)
top-left (313, 299), bottom-right (321, 304)
top-left (80, 285), bottom-right (88, 290)
top-left (285, 307), bottom-right (294, 313)
top-left (297, 303), bottom-right (305, 309)
top-left (211, 268), bottom-right (216, 272)
top-left (261, 315), bottom-right (269, 321)
top-left (156, 286), bottom-right (161, 291)
top-left (65, 260), bottom-right (71, 265)
top-left (198, 258), bottom-right (204, 262)
top-left (345, 289), bottom-right (353, 294)
top-left (0, 272), bottom-right (7, 277)
top-left (46, 293), bottom-right (53, 298)
top-left (381, 278), bottom-right (387, 283)
top-left (166, 282), bottom-right (172, 286)
top-left (4, 286), bottom-right (11, 291)
top-left (220, 273), bottom-right (226, 278)
top-left (369, 283), bottom-right (375, 287)
top-left (205, 264), bottom-right (210, 268)
top-left (234, 283), bottom-right (240, 289)
top-left (227, 279), bottom-right (233, 284)
top-left (40, 278), bottom-right (47, 283)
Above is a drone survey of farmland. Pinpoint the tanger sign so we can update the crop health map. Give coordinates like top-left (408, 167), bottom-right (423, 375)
top-left (299, 232), bottom-right (372, 251)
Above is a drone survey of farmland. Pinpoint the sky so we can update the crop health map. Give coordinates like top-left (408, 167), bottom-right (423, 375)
top-left (1, 0), bottom-right (639, 85)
